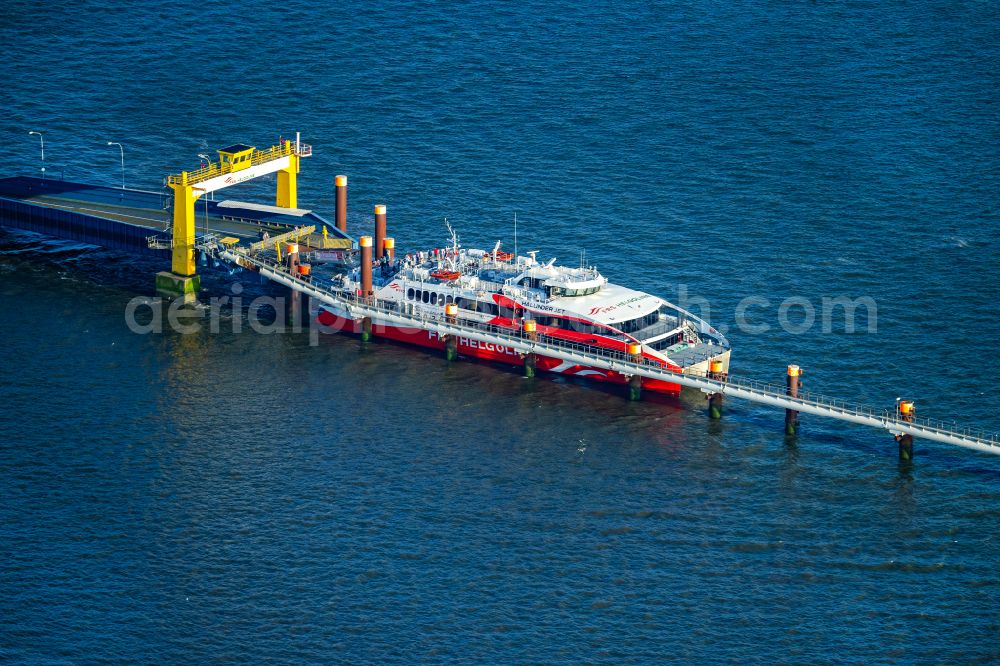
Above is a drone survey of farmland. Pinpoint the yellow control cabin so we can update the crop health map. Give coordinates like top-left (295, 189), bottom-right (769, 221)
top-left (217, 144), bottom-right (256, 172)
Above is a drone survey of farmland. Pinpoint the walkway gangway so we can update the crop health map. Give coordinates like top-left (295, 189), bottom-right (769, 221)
top-left (211, 243), bottom-right (1000, 457)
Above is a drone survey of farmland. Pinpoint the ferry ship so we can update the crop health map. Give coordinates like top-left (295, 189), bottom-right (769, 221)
top-left (316, 231), bottom-right (731, 394)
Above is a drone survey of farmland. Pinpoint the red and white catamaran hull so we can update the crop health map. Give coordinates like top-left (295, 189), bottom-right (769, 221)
top-left (316, 308), bottom-right (684, 394)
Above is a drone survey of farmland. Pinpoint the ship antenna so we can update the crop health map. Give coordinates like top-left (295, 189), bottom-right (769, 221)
top-left (445, 217), bottom-right (459, 253)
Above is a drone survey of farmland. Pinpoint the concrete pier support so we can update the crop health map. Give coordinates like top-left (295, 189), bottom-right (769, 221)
top-left (708, 392), bottom-right (724, 419)
top-left (524, 352), bottom-right (537, 378)
top-left (522, 320), bottom-right (537, 378)
top-left (628, 375), bottom-right (642, 401)
top-left (288, 286), bottom-right (303, 331)
top-left (896, 434), bottom-right (914, 461)
top-left (896, 400), bottom-right (916, 460)
top-left (785, 365), bottom-right (801, 436)
top-left (444, 303), bottom-right (458, 362)
top-left (155, 271), bottom-right (200, 304)
top-left (706, 358), bottom-right (725, 419)
top-left (626, 342), bottom-right (642, 400)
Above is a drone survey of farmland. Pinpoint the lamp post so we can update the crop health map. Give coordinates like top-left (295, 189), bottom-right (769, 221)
top-left (107, 141), bottom-right (125, 189)
top-left (195, 187), bottom-right (210, 239)
top-left (197, 153), bottom-right (214, 200)
top-left (196, 154), bottom-right (212, 240)
top-left (28, 131), bottom-right (45, 178)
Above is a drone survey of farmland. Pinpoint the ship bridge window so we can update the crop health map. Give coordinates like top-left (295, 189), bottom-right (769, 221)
top-left (431, 292), bottom-right (438, 305)
top-left (617, 311), bottom-right (659, 334)
top-left (557, 286), bottom-right (600, 297)
top-left (521, 277), bottom-right (544, 290)
top-left (422, 290), bottom-right (429, 303)
top-left (407, 287), bottom-right (415, 300)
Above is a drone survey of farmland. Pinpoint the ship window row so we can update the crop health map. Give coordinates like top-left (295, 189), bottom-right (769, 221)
top-left (405, 288), bottom-right (500, 315)
top-left (549, 285), bottom-right (600, 297)
top-left (648, 332), bottom-right (684, 351)
top-left (519, 277), bottom-right (545, 290)
top-left (616, 311), bottom-right (660, 334)
top-left (531, 313), bottom-right (656, 337)
top-left (406, 288), bottom-right (455, 306)
top-left (531, 316), bottom-right (598, 336)
top-left (458, 298), bottom-right (499, 316)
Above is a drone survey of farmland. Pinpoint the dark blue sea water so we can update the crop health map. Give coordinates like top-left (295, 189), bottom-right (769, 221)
top-left (2, 1), bottom-right (999, 662)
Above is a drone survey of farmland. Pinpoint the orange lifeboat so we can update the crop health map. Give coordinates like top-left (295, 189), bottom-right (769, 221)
top-left (494, 251), bottom-right (514, 261)
top-left (430, 269), bottom-right (461, 281)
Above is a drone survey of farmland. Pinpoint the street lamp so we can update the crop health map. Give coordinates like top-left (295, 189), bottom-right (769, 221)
top-left (107, 141), bottom-right (125, 189)
top-left (197, 153), bottom-right (214, 200)
top-left (28, 131), bottom-right (45, 178)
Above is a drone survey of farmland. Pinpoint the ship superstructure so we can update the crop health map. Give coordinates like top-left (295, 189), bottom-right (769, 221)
top-left (318, 234), bottom-right (730, 394)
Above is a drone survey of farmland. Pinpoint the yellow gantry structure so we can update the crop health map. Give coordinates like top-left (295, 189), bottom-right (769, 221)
top-left (165, 138), bottom-right (308, 277)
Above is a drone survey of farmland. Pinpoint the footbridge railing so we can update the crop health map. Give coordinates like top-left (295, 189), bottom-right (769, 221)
top-left (212, 245), bottom-right (1000, 456)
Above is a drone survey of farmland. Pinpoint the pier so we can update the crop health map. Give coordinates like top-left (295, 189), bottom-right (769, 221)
top-left (0, 176), bottom-right (350, 254)
top-left (207, 240), bottom-right (1000, 458)
top-left (0, 136), bottom-right (351, 301)
top-left (2, 135), bottom-right (998, 460)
